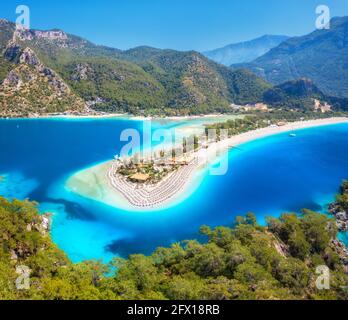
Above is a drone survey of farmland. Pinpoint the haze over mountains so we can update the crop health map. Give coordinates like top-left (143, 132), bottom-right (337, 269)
top-left (0, 16), bottom-right (347, 117)
top-left (238, 16), bottom-right (348, 98)
top-left (203, 35), bottom-right (289, 66)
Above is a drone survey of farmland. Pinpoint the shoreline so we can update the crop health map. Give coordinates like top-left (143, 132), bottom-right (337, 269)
top-left (66, 117), bottom-right (348, 211)
top-left (0, 112), bottom-right (232, 121)
top-left (213, 117), bottom-right (348, 152)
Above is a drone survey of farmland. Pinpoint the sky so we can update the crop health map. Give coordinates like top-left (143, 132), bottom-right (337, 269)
top-left (1, 0), bottom-right (348, 51)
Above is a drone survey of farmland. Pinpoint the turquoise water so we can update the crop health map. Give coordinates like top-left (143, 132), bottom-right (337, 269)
top-left (0, 118), bottom-right (347, 262)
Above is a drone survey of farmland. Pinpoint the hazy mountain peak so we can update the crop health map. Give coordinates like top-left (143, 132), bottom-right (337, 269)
top-left (203, 35), bottom-right (289, 66)
top-left (330, 16), bottom-right (348, 27)
top-left (240, 16), bottom-right (348, 98)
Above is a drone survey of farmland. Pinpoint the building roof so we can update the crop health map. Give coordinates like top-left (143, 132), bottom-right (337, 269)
top-left (129, 173), bottom-right (150, 182)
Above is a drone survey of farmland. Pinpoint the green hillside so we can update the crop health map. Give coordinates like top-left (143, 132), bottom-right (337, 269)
top-left (0, 197), bottom-right (347, 300)
top-left (119, 48), bottom-right (271, 113)
top-left (0, 20), bottom-right (272, 116)
top-left (263, 78), bottom-right (348, 111)
top-left (239, 17), bottom-right (348, 98)
top-left (1, 18), bottom-right (347, 117)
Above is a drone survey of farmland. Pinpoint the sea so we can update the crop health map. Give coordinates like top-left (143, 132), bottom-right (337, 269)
top-left (0, 118), bottom-right (347, 262)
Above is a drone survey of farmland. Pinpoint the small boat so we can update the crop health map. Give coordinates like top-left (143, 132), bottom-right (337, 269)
top-left (289, 133), bottom-right (297, 137)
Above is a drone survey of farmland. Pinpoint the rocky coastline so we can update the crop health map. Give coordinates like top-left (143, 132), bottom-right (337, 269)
top-left (328, 181), bottom-right (348, 272)
top-left (329, 202), bottom-right (348, 232)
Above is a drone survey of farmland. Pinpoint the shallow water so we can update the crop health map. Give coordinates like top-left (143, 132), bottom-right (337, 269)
top-left (0, 118), bottom-right (347, 262)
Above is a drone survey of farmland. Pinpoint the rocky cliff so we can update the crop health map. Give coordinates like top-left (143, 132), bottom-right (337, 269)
top-left (0, 40), bottom-right (85, 117)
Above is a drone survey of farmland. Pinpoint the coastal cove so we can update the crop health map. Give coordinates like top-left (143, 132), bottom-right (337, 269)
top-left (0, 117), bottom-right (347, 262)
top-left (67, 118), bottom-right (348, 212)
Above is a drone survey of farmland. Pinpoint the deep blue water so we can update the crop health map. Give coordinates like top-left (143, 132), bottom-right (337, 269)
top-left (0, 118), bottom-right (347, 262)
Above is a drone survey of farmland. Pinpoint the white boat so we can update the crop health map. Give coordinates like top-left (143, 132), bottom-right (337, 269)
top-left (289, 133), bottom-right (297, 137)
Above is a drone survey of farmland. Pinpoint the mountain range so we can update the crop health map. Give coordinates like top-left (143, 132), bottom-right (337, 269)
top-left (203, 35), bottom-right (289, 66)
top-left (0, 19), bottom-right (270, 117)
top-left (262, 78), bottom-right (348, 111)
top-left (0, 17), bottom-right (347, 117)
top-left (237, 16), bottom-right (348, 98)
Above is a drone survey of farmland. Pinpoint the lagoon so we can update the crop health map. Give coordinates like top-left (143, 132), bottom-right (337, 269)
top-left (0, 118), bottom-right (347, 262)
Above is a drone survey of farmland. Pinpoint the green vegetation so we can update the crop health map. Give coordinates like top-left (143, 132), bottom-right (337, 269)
top-left (219, 68), bottom-right (271, 105)
top-left (0, 63), bottom-right (85, 117)
top-left (205, 110), bottom-right (344, 138)
top-left (335, 181), bottom-right (348, 212)
top-left (0, 19), bottom-right (274, 117)
top-left (262, 78), bottom-right (348, 111)
top-left (241, 17), bottom-right (348, 99)
top-left (117, 48), bottom-right (271, 114)
top-left (0, 196), bottom-right (347, 300)
top-left (0, 19), bottom-right (15, 51)
top-left (263, 78), bottom-right (323, 110)
top-left (329, 181), bottom-right (348, 232)
top-left (38, 45), bottom-right (272, 115)
top-left (117, 160), bottom-right (181, 184)
top-left (0, 19), bottom-right (347, 117)
top-left (37, 52), bottom-right (168, 114)
top-left (0, 57), bottom-right (12, 83)
top-left (206, 115), bottom-right (270, 137)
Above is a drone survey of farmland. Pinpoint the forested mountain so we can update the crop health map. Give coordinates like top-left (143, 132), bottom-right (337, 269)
top-left (0, 196), bottom-right (347, 300)
top-left (117, 47), bottom-right (271, 111)
top-left (262, 78), bottom-right (348, 111)
top-left (0, 17), bottom-right (347, 117)
top-left (263, 78), bottom-right (324, 110)
top-left (203, 35), bottom-right (289, 66)
top-left (237, 17), bottom-right (348, 98)
top-left (0, 20), bottom-right (86, 116)
top-left (0, 19), bottom-right (270, 117)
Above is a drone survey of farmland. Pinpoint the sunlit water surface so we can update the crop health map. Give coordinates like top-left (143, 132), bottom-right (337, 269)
top-left (0, 118), bottom-right (347, 262)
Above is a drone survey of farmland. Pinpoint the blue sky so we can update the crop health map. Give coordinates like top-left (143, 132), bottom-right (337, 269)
top-left (1, 0), bottom-right (348, 51)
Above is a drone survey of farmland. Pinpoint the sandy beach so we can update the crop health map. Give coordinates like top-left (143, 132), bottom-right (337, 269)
top-left (32, 113), bottom-right (129, 120)
top-left (28, 112), bottom-right (235, 121)
top-left (214, 117), bottom-right (348, 152)
top-left (66, 117), bottom-right (348, 211)
top-left (66, 159), bottom-right (207, 211)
